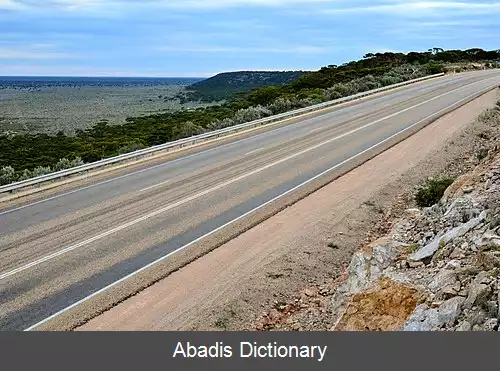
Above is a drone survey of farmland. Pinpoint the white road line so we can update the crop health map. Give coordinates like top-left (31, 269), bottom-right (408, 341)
top-left (246, 148), bottom-right (265, 156)
top-left (25, 80), bottom-right (499, 331)
top-left (138, 179), bottom-right (171, 193)
top-left (3, 76), bottom-right (497, 285)
top-left (309, 127), bottom-right (324, 134)
top-left (0, 74), bottom-right (473, 217)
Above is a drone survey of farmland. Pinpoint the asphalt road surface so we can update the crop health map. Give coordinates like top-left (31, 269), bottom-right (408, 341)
top-left (1, 70), bottom-right (500, 331)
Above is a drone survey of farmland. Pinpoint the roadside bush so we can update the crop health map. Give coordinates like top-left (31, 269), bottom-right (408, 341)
top-left (208, 105), bottom-right (272, 130)
top-left (17, 169), bottom-right (32, 181)
top-left (323, 88), bottom-right (343, 101)
top-left (207, 117), bottom-right (235, 130)
top-left (268, 98), bottom-right (295, 114)
top-left (0, 157), bottom-right (85, 186)
top-left (54, 157), bottom-right (84, 171)
top-left (0, 166), bottom-right (16, 186)
top-left (328, 83), bottom-right (351, 97)
top-left (117, 141), bottom-right (147, 155)
top-left (354, 80), bottom-right (370, 93)
top-left (358, 75), bottom-right (381, 90)
top-left (476, 148), bottom-right (489, 161)
top-left (293, 98), bottom-right (316, 108)
top-left (232, 105), bottom-right (272, 125)
top-left (304, 88), bottom-right (325, 103)
top-left (172, 121), bottom-right (205, 140)
top-left (478, 104), bottom-right (500, 126)
top-left (415, 177), bottom-right (455, 207)
top-left (425, 62), bottom-right (446, 75)
top-left (55, 157), bottom-right (72, 171)
top-left (70, 157), bottom-right (85, 168)
top-left (378, 75), bottom-right (403, 86)
top-left (31, 166), bottom-right (53, 178)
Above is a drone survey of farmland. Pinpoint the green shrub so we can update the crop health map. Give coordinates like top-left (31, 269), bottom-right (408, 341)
top-left (55, 157), bottom-right (73, 171)
top-left (0, 166), bottom-right (16, 186)
top-left (415, 177), bottom-right (455, 207)
top-left (324, 89), bottom-right (343, 101)
top-left (232, 105), bottom-right (272, 124)
top-left (17, 169), bottom-right (32, 181)
top-left (171, 121), bottom-right (205, 140)
top-left (476, 148), bottom-right (489, 161)
top-left (425, 62), bottom-right (446, 74)
top-left (117, 140), bottom-right (147, 155)
top-left (268, 98), bottom-right (295, 114)
top-left (208, 117), bottom-right (234, 130)
top-left (32, 166), bottom-right (52, 178)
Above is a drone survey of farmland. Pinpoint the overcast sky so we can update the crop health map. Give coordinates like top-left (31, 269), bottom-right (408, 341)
top-left (0, 0), bottom-right (499, 77)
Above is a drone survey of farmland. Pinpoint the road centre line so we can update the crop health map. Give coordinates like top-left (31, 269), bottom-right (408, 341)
top-left (246, 147), bottom-right (265, 156)
top-left (138, 179), bottom-right (171, 193)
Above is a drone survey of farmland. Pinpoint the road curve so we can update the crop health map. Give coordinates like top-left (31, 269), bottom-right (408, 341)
top-left (1, 70), bottom-right (500, 331)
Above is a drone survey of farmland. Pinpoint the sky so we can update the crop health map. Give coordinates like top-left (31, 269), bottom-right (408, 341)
top-left (0, 0), bottom-right (499, 77)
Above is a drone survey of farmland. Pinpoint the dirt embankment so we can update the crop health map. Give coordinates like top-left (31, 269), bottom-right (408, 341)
top-left (80, 89), bottom-right (500, 332)
top-left (253, 94), bottom-right (500, 332)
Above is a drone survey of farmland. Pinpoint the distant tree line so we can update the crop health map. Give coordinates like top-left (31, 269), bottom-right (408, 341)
top-left (1, 48), bottom-right (499, 185)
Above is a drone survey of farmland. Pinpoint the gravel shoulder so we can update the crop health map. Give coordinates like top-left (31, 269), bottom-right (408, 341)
top-left (79, 89), bottom-right (500, 331)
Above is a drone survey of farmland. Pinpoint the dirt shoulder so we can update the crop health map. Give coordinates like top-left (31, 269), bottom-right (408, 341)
top-left (78, 89), bottom-right (500, 331)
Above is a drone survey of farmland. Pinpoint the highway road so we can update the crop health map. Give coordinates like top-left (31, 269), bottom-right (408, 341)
top-left (1, 70), bottom-right (500, 331)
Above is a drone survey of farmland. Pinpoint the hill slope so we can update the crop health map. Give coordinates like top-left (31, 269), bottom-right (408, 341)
top-left (181, 71), bottom-right (306, 102)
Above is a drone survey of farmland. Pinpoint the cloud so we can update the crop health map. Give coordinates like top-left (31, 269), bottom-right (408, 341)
top-left (0, 0), bottom-right (28, 10)
top-left (157, 45), bottom-right (327, 53)
top-left (6, 0), bottom-right (500, 17)
top-left (0, 63), bottom-right (217, 77)
top-left (207, 19), bottom-right (273, 31)
top-left (4, 0), bottom-right (336, 11)
top-left (7, 0), bottom-right (104, 9)
top-left (0, 45), bottom-right (76, 59)
top-left (158, 0), bottom-right (334, 9)
top-left (323, 1), bottom-right (500, 16)
top-left (2, 0), bottom-right (499, 76)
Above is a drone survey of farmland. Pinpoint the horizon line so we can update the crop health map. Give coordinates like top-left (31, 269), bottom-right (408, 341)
top-left (0, 69), bottom-right (315, 79)
top-left (0, 75), bottom-right (208, 78)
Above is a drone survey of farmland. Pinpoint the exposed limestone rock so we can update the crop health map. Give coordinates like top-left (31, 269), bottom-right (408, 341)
top-left (428, 270), bottom-right (457, 293)
top-left (328, 138), bottom-right (500, 331)
top-left (438, 297), bottom-right (466, 326)
top-left (334, 277), bottom-right (422, 331)
top-left (344, 237), bottom-right (407, 293)
top-left (464, 282), bottom-right (492, 310)
top-left (409, 216), bottom-right (483, 261)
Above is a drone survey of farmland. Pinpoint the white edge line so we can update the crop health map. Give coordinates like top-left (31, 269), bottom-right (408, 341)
top-left (23, 80), bottom-right (499, 331)
top-left (138, 179), bottom-right (171, 193)
top-left (245, 148), bottom-right (264, 156)
top-left (0, 73), bottom-right (467, 216)
top-left (4, 76), bottom-right (492, 283)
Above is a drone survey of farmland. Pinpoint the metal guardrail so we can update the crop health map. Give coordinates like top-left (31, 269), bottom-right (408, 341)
top-left (0, 73), bottom-right (445, 194)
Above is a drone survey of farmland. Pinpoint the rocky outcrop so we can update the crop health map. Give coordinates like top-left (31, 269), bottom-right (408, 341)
top-left (330, 145), bottom-right (500, 331)
top-left (335, 276), bottom-right (423, 331)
